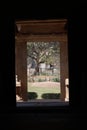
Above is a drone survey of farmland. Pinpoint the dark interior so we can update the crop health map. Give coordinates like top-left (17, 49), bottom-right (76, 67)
top-left (0, 2), bottom-right (87, 129)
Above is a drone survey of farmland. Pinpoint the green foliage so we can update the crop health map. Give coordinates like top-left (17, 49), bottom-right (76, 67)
top-left (27, 92), bottom-right (38, 99)
top-left (27, 42), bottom-right (60, 64)
top-left (52, 77), bottom-right (60, 82)
top-left (41, 93), bottom-right (60, 99)
top-left (38, 78), bottom-right (46, 82)
top-left (27, 42), bottom-right (60, 75)
top-left (41, 72), bottom-right (47, 75)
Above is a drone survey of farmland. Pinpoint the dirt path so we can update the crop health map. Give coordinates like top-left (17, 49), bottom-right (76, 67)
top-left (30, 81), bottom-right (60, 88)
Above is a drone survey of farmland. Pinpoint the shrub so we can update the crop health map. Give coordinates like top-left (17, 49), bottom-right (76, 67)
top-left (42, 93), bottom-right (60, 99)
top-left (27, 92), bottom-right (38, 99)
top-left (38, 78), bottom-right (46, 82)
top-left (41, 72), bottom-right (47, 75)
top-left (52, 78), bottom-right (60, 82)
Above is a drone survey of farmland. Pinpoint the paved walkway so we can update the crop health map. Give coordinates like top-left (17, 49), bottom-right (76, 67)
top-left (30, 81), bottom-right (60, 88)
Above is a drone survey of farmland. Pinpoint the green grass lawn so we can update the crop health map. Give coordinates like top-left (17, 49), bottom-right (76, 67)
top-left (27, 82), bottom-right (60, 99)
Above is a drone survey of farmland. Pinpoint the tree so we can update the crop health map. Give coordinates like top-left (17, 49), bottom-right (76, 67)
top-left (27, 42), bottom-right (60, 75)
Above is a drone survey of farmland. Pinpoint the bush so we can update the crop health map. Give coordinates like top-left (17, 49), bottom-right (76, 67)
top-left (41, 72), bottom-right (47, 75)
top-left (52, 78), bottom-right (60, 82)
top-left (27, 92), bottom-right (38, 99)
top-left (42, 93), bottom-right (60, 99)
top-left (38, 78), bottom-right (46, 82)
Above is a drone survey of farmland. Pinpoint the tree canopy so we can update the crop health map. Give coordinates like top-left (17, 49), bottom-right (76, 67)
top-left (27, 42), bottom-right (60, 75)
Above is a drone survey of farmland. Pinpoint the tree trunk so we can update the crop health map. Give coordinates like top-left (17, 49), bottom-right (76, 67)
top-left (34, 62), bottom-right (40, 75)
top-left (36, 66), bottom-right (39, 75)
top-left (33, 56), bottom-right (40, 75)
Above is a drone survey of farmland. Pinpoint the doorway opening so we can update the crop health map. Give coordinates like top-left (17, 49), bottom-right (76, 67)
top-left (15, 19), bottom-right (69, 106)
top-left (27, 42), bottom-right (60, 100)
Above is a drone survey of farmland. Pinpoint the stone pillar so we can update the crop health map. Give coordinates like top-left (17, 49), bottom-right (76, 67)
top-left (60, 41), bottom-right (69, 101)
top-left (65, 78), bottom-right (69, 101)
top-left (15, 41), bottom-right (27, 101)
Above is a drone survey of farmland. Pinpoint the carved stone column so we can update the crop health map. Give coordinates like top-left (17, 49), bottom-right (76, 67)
top-left (65, 78), bottom-right (69, 101)
top-left (60, 40), bottom-right (69, 101)
top-left (15, 41), bottom-right (27, 101)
